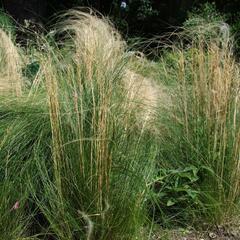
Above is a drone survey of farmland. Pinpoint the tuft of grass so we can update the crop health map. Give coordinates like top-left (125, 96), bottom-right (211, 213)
top-left (0, 95), bottom-right (50, 239)
top-left (156, 40), bottom-right (240, 225)
top-left (0, 10), bottom-right (159, 240)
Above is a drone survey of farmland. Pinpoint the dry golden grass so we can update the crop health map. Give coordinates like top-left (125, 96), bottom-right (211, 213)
top-left (58, 9), bottom-right (125, 81)
top-left (57, 9), bottom-right (163, 128)
top-left (177, 42), bottom-right (240, 219)
top-left (0, 29), bottom-right (22, 96)
top-left (124, 69), bottom-right (162, 126)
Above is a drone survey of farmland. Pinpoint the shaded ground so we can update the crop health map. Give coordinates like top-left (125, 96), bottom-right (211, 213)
top-left (151, 224), bottom-right (240, 240)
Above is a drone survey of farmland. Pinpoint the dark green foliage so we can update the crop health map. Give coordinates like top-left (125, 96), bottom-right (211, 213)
top-left (227, 12), bottom-right (240, 56)
top-left (131, 0), bottom-right (159, 21)
top-left (0, 8), bottom-right (15, 34)
top-left (150, 166), bottom-right (216, 227)
top-left (22, 61), bottom-right (40, 85)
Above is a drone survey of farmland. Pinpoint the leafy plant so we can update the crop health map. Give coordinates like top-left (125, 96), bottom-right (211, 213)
top-left (150, 166), bottom-right (208, 226)
top-left (133, 0), bottom-right (159, 21)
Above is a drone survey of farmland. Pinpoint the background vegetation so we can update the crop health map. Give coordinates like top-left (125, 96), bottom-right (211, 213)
top-left (1, 0), bottom-right (240, 54)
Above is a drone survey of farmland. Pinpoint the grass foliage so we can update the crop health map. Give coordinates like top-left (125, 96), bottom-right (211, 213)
top-left (0, 8), bottom-right (239, 240)
top-left (153, 40), bottom-right (240, 226)
top-left (0, 10), bottom-right (159, 240)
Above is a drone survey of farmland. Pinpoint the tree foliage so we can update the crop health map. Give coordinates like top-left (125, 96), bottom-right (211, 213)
top-left (1, 0), bottom-right (240, 48)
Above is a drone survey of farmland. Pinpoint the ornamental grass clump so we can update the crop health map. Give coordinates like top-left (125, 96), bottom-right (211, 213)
top-left (0, 10), bottom-right (158, 240)
top-left (158, 40), bottom-right (240, 224)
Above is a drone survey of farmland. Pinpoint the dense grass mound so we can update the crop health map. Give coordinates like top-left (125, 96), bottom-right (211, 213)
top-left (152, 39), bottom-right (240, 226)
top-left (0, 10), bottom-right (159, 240)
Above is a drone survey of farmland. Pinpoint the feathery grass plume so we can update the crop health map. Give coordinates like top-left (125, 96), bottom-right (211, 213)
top-left (57, 9), bottom-right (161, 127)
top-left (123, 69), bottom-right (160, 128)
top-left (127, 53), bottom-right (173, 127)
top-left (57, 9), bottom-right (125, 79)
top-left (0, 29), bottom-right (23, 95)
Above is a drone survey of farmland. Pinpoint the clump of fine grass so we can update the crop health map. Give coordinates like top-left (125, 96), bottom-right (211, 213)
top-left (184, 42), bottom-right (240, 220)
top-left (0, 10), bottom-right (159, 240)
top-left (36, 11), bottom-right (158, 239)
top-left (57, 9), bottom-right (160, 128)
top-left (156, 39), bottom-right (240, 225)
top-left (0, 95), bottom-right (50, 239)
